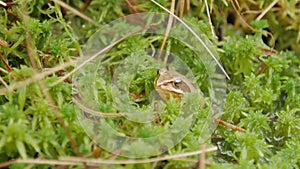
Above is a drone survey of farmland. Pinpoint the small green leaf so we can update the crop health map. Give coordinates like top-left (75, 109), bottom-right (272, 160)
top-left (251, 20), bottom-right (269, 30)
top-left (18, 86), bottom-right (26, 111)
top-left (16, 140), bottom-right (27, 159)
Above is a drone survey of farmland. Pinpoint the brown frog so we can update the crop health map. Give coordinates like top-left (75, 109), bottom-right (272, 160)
top-left (154, 68), bottom-right (202, 101)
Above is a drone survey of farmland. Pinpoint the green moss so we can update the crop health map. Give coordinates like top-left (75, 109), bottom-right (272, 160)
top-left (0, 0), bottom-right (299, 168)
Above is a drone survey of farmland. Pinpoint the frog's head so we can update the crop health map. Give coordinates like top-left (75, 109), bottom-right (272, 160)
top-left (154, 68), bottom-right (197, 101)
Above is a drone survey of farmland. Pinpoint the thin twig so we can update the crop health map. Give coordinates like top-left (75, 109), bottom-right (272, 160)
top-left (0, 0), bottom-right (6, 6)
top-left (179, 0), bottom-right (185, 18)
top-left (157, 0), bottom-right (175, 66)
top-left (204, 0), bottom-right (216, 38)
top-left (186, 0), bottom-right (190, 11)
top-left (151, 161), bottom-right (158, 169)
top-left (257, 64), bottom-right (268, 75)
top-left (230, 0), bottom-right (275, 49)
top-left (125, 0), bottom-right (138, 13)
top-left (172, 158), bottom-right (197, 163)
top-left (150, 0), bottom-right (230, 80)
top-left (0, 147), bottom-right (218, 167)
top-left (0, 159), bottom-right (16, 168)
top-left (21, 2), bottom-right (83, 157)
top-left (257, 47), bottom-right (278, 75)
top-left (0, 67), bottom-right (8, 74)
top-left (231, 0), bottom-right (254, 31)
top-left (0, 53), bottom-right (12, 72)
top-left (80, 0), bottom-right (92, 12)
top-left (233, 0), bottom-right (240, 9)
top-left (242, 10), bottom-right (262, 15)
top-left (51, 0), bottom-right (102, 28)
top-left (49, 28), bottom-right (145, 87)
top-left (0, 60), bottom-right (77, 95)
top-left (41, 80), bottom-right (83, 157)
top-left (198, 143), bottom-right (206, 169)
top-left (60, 147), bottom-right (217, 164)
top-left (13, 147), bottom-right (218, 166)
top-left (256, 0), bottom-right (279, 21)
top-left (214, 118), bottom-right (246, 132)
top-left (0, 76), bottom-right (8, 89)
top-left (20, 2), bottom-right (40, 72)
top-left (0, 159), bottom-right (82, 167)
top-left (0, 39), bottom-right (9, 47)
top-left (0, 147), bottom-right (217, 167)
top-left (73, 98), bottom-right (126, 117)
top-left (25, 155), bottom-right (43, 169)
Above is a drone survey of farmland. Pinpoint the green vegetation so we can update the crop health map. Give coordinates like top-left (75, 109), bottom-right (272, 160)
top-left (0, 0), bottom-right (299, 168)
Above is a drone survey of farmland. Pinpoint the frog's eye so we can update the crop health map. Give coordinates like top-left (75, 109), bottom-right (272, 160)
top-left (156, 69), bottom-right (160, 75)
top-left (174, 78), bottom-right (182, 87)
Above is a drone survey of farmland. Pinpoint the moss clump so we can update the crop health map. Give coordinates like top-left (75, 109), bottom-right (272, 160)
top-left (0, 0), bottom-right (299, 168)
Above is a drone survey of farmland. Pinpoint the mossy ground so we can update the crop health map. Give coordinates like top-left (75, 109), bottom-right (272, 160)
top-left (0, 0), bottom-right (299, 168)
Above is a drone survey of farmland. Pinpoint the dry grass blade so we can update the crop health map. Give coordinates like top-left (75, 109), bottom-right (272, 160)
top-left (51, 0), bottom-right (102, 28)
top-left (157, 0), bottom-right (175, 67)
top-left (0, 159), bottom-right (82, 168)
top-left (0, 60), bottom-right (77, 95)
top-left (214, 118), bottom-right (246, 132)
top-left (80, 0), bottom-right (92, 12)
top-left (0, 53), bottom-right (12, 72)
top-left (49, 28), bottom-right (145, 87)
top-left (0, 159), bottom-right (16, 168)
top-left (73, 98), bottom-right (126, 117)
top-left (204, 0), bottom-right (216, 38)
top-left (0, 67), bottom-right (8, 74)
top-left (60, 147), bottom-right (217, 164)
top-left (0, 76), bottom-right (8, 89)
top-left (256, 0), bottom-right (279, 21)
top-left (0, 147), bottom-right (217, 167)
top-left (150, 0), bottom-right (230, 80)
top-left (0, 39), bottom-right (9, 47)
top-left (125, 0), bottom-right (138, 13)
top-left (0, 0), bottom-right (6, 6)
top-left (20, 2), bottom-right (83, 157)
top-left (257, 64), bottom-right (268, 75)
top-left (1, 147), bottom-right (217, 167)
top-left (24, 155), bottom-right (44, 169)
top-left (198, 143), bottom-right (207, 169)
top-left (186, 0), bottom-right (190, 11)
top-left (178, 0), bottom-right (185, 18)
top-left (21, 5), bottom-right (38, 70)
top-left (230, 0), bottom-right (275, 49)
top-left (40, 80), bottom-right (83, 156)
